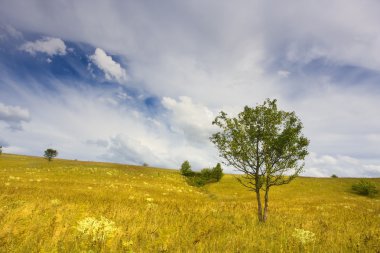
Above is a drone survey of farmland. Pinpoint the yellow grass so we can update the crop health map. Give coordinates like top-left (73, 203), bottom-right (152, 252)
top-left (0, 153), bottom-right (379, 252)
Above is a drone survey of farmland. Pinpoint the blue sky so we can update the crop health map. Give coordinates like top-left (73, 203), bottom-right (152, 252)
top-left (1, 0), bottom-right (380, 177)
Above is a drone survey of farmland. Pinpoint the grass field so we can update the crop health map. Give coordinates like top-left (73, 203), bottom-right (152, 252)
top-left (0, 153), bottom-right (379, 252)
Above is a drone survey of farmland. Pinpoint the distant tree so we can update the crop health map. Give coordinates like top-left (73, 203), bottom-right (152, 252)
top-left (331, 174), bottom-right (338, 178)
top-left (44, 148), bottom-right (58, 161)
top-left (211, 163), bottom-right (224, 181)
top-left (180, 160), bottom-right (192, 176)
top-left (211, 99), bottom-right (309, 222)
top-left (0, 145), bottom-right (2, 155)
top-left (142, 162), bottom-right (149, 167)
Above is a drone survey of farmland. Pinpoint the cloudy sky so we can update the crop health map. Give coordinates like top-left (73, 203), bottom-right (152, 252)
top-left (1, 0), bottom-right (380, 177)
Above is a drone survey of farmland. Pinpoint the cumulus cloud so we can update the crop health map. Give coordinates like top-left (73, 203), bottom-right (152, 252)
top-left (0, 102), bottom-right (30, 130)
top-left (162, 96), bottom-right (216, 145)
top-left (20, 37), bottom-right (66, 56)
top-left (89, 48), bottom-right (127, 83)
top-left (1, 1), bottom-right (380, 176)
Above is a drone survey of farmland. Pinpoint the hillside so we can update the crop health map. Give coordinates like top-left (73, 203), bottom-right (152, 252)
top-left (0, 154), bottom-right (379, 252)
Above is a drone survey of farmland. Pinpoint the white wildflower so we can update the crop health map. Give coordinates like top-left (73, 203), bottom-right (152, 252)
top-left (292, 228), bottom-right (316, 244)
top-left (76, 216), bottom-right (118, 242)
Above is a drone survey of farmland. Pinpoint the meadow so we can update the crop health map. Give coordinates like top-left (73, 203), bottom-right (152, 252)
top-left (0, 153), bottom-right (379, 252)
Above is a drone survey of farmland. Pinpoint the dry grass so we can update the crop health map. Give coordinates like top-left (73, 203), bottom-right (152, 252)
top-left (0, 153), bottom-right (379, 252)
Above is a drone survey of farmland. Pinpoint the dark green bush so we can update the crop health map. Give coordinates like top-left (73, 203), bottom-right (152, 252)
top-left (180, 160), bottom-right (193, 176)
top-left (352, 180), bottom-right (378, 197)
top-left (180, 162), bottom-right (224, 187)
top-left (331, 174), bottom-right (338, 178)
top-left (211, 163), bottom-right (223, 181)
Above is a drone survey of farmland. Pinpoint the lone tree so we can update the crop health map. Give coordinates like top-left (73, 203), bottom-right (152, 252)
top-left (210, 99), bottom-right (309, 222)
top-left (0, 146), bottom-right (2, 155)
top-left (44, 148), bottom-right (58, 161)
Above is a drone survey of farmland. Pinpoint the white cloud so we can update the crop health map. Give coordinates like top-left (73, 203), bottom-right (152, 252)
top-left (162, 96), bottom-right (216, 145)
top-left (277, 70), bottom-right (290, 78)
top-left (0, 102), bottom-right (30, 130)
top-left (20, 37), bottom-right (66, 56)
top-left (306, 152), bottom-right (380, 177)
top-left (1, 1), bottom-right (380, 176)
top-left (89, 48), bottom-right (127, 83)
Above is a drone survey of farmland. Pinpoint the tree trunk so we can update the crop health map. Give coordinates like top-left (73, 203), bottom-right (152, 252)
top-left (256, 189), bottom-right (263, 222)
top-left (263, 187), bottom-right (269, 222)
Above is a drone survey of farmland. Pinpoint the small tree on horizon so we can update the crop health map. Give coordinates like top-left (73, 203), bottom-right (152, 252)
top-left (180, 160), bottom-right (193, 176)
top-left (210, 99), bottom-right (309, 222)
top-left (211, 163), bottom-right (223, 181)
top-left (44, 148), bottom-right (58, 162)
top-left (0, 146), bottom-right (2, 155)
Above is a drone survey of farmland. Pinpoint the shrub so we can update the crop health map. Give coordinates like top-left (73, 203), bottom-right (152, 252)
top-left (211, 163), bottom-right (223, 181)
top-left (180, 161), bottom-right (223, 187)
top-left (180, 160), bottom-right (194, 176)
top-left (200, 168), bottom-right (213, 179)
top-left (186, 176), bottom-right (208, 187)
top-left (331, 174), bottom-right (338, 178)
top-left (0, 145), bottom-right (2, 155)
top-left (352, 180), bottom-right (378, 197)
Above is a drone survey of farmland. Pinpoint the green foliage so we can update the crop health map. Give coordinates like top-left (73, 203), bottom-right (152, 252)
top-left (180, 160), bottom-right (193, 176)
top-left (186, 176), bottom-right (209, 187)
top-left (211, 163), bottom-right (223, 181)
top-left (210, 98), bottom-right (309, 222)
top-left (0, 145), bottom-right (2, 155)
top-left (331, 174), bottom-right (338, 178)
top-left (352, 180), bottom-right (378, 197)
top-left (181, 162), bottom-right (224, 187)
top-left (44, 148), bottom-right (58, 161)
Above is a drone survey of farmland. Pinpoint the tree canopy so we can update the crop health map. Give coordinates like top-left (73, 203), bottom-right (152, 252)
top-left (44, 148), bottom-right (58, 162)
top-left (210, 99), bottom-right (309, 222)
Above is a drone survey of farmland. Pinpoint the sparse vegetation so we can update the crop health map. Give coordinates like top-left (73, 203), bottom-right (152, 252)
top-left (0, 154), bottom-right (379, 252)
top-left (211, 99), bottom-right (309, 222)
top-left (44, 148), bottom-right (58, 161)
top-left (352, 179), bottom-right (378, 197)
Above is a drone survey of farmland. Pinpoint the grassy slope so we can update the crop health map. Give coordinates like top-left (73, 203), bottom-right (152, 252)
top-left (0, 153), bottom-right (379, 252)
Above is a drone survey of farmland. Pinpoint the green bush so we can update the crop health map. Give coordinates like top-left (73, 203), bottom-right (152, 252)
top-left (211, 163), bottom-right (223, 181)
top-left (352, 180), bottom-right (378, 197)
top-left (331, 174), bottom-right (338, 178)
top-left (186, 176), bottom-right (208, 187)
top-left (179, 162), bottom-right (224, 187)
top-left (180, 160), bottom-right (194, 176)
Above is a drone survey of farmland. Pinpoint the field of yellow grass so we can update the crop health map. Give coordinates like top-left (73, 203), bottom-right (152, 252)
top-left (0, 153), bottom-right (379, 252)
